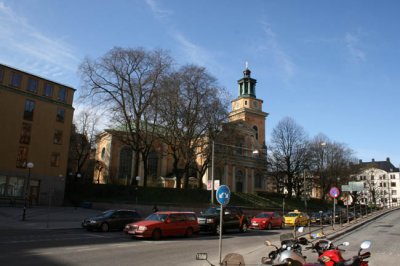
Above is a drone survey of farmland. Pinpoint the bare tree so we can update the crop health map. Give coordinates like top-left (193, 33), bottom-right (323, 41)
top-left (68, 109), bottom-right (99, 183)
top-left (269, 117), bottom-right (309, 198)
top-left (157, 65), bottom-right (229, 189)
top-left (308, 134), bottom-right (355, 199)
top-left (79, 47), bottom-right (173, 186)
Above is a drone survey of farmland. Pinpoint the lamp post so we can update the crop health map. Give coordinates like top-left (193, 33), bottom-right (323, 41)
top-left (22, 162), bottom-right (34, 221)
top-left (135, 176), bottom-right (140, 205)
top-left (211, 141), bottom-right (215, 205)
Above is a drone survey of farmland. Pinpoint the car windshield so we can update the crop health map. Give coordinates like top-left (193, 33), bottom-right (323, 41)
top-left (255, 213), bottom-right (272, 218)
top-left (98, 210), bottom-right (115, 218)
top-left (145, 213), bottom-right (168, 222)
top-left (204, 207), bottom-right (221, 215)
top-left (286, 213), bottom-right (300, 217)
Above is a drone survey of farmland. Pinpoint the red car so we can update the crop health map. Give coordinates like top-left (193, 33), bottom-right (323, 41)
top-left (250, 211), bottom-right (283, 230)
top-left (124, 211), bottom-right (199, 240)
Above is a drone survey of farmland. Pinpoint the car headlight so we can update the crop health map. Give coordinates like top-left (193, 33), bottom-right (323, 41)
top-left (206, 218), bottom-right (215, 224)
top-left (138, 226), bottom-right (147, 231)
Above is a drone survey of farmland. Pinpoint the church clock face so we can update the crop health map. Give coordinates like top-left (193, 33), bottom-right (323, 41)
top-left (235, 102), bottom-right (240, 109)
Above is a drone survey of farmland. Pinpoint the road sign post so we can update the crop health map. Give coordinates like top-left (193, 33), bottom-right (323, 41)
top-left (216, 185), bottom-right (231, 265)
top-left (329, 187), bottom-right (340, 228)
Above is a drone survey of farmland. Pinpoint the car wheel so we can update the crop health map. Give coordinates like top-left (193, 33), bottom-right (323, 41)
top-left (100, 223), bottom-right (109, 232)
top-left (240, 223), bottom-right (248, 233)
top-left (152, 229), bottom-right (162, 240)
top-left (185, 227), bottom-right (193, 238)
top-left (267, 223), bottom-right (272, 230)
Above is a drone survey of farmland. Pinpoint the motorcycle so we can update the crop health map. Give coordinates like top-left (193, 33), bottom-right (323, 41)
top-left (304, 239), bottom-right (371, 266)
top-left (261, 227), bottom-right (309, 266)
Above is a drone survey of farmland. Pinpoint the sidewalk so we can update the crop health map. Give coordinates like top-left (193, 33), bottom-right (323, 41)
top-left (0, 205), bottom-right (101, 230)
top-left (302, 207), bottom-right (399, 241)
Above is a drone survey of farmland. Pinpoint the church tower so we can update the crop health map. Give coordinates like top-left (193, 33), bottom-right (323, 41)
top-left (228, 64), bottom-right (269, 146)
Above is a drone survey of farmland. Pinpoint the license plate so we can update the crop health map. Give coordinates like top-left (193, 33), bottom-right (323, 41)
top-left (252, 222), bottom-right (258, 226)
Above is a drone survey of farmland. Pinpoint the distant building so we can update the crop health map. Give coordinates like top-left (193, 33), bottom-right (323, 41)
top-left (0, 64), bottom-right (75, 205)
top-left (94, 66), bottom-right (270, 193)
top-left (352, 158), bottom-right (399, 207)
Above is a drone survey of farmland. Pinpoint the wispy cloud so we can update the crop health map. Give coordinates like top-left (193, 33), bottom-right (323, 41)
top-left (0, 1), bottom-right (80, 83)
top-left (145, 0), bottom-right (220, 70)
top-left (145, 0), bottom-right (173, 20)
top-left (344, 32), bottom-right (366, 62)
top-left (260, 22), bottom-right (296, 79)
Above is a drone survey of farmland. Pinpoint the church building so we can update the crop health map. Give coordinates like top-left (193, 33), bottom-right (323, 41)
top-left (94, 66), bottom-right (270, 193)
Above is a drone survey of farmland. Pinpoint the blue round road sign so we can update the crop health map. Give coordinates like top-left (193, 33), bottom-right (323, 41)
top-left (329, 187), bottom-right (340, 198)
top-left (216, 185), bottom-right (231, 205)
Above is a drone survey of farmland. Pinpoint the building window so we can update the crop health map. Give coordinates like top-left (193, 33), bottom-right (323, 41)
top-left (43, 83), bottom-right (53, 97)
top-left (148, 151), bottom-right (159, 178)
top-left (392, 190), bottom-right (397, 196)
top-left (253, 125), bottom-right (259, 140)
top-left (27, 78), bottom-right (38, 93)
top-left (245, 100), bottom-right (248, 105)
top-left (16, 146), bottom-right (29, 168)
top-left (371, 175), bottom-right (374, 180)
top-left (254, 174), bottom-right (262, 189)
top-left (118, 146), bottom-right (133, 180)
top-left (0, 67), bottom-right (4, 82)
top-left (390, 174), bottom-right (395, 179)
top-left (391, 182), bottom-right (396, 187)
top-left (50, 152), bottom-right (61, 167)
top-left (23, 100), bottom-right (35, 121)
top-left (53, 130), bottom-right (63, 145)
top-left (20, 123), bottom-right (32, 144)
top-left (58, 87), bottom-right (67, 102)
top-left (56, 108), bottom-right (65, 123)
top-left (11, 72), bottom-right (22, 87)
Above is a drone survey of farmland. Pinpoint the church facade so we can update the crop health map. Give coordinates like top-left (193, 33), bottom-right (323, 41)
top-left (94, 66), bottom-right (271, 193)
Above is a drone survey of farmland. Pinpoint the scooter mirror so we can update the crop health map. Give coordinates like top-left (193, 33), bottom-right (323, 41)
top-left (360, 240), bottom-right (371, 250)
top-left (298, 227), bottom-right (304, 233)
top-left (264, 240), bottom-right (272, 246)
top-left (342, 242), bottom-right (350, 246)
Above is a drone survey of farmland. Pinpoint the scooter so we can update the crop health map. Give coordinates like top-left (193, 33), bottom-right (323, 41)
top-left (304, 239), bottom-right (371, 266)
top-left (261, 227), bottom-right (309, 266)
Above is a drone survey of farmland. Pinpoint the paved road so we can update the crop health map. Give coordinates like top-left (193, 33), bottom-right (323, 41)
top-left (0, 205), bottom-right (397, 265)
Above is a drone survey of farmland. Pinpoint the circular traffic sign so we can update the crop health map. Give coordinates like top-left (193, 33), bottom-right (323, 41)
top-left (216, 185), bottom-right (231, 205)
top-left (329, 187), bottom-right (340, 198)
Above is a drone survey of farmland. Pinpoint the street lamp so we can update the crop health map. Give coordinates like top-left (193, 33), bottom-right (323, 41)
top-left (22, 162), bottom-right (34, 221)
top-left (135, 176), bottom-right (140, 205)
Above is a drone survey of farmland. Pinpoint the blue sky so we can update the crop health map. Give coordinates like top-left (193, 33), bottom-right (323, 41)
top-left (1, 0), bottom-right (399, 166)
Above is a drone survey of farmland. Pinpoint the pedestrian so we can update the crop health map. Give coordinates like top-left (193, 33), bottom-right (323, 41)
top-left (152, 205), bottom-right (159, 213)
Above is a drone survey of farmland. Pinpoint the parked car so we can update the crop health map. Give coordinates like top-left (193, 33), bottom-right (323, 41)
top-left (249, 211), bottom-right (283, 230)
top-left (82, 209), bottom-right (141, 232)
top-left (283, 210), bottom-right (309, 227)
top-left (197, 206), bottom-right (249, 234)
top-left (310, 211), bottom-right (330, 225)
top-left (124, 211), bottom-right (199, 240)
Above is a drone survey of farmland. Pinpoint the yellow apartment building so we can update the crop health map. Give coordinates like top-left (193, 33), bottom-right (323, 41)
top-left (0, 64), bottom-right (75, 206)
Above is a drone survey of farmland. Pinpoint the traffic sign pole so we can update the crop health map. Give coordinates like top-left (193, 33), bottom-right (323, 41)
top-left (216, 185), bottom-right (231, 265)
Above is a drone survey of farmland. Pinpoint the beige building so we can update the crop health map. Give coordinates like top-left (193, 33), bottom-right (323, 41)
top-left (0, 64), bottom-right (75, 205)
top-left (94, 66), bottom-right (269, 193)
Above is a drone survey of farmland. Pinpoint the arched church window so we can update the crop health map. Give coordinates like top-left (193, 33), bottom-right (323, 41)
top-left (148, 150), bottom-right (159, 179)
top-left (118, 146), bottom-right (133, 180)
top-left (253, 125), bottom-right (258, 140)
